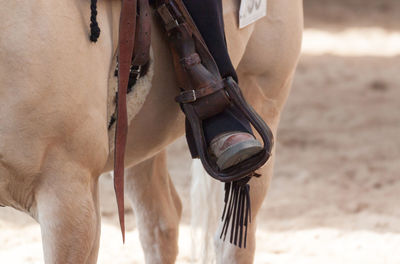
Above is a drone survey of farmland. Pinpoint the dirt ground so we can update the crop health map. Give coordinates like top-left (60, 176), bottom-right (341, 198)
top-left (1, 0), bottom-right (400, 263)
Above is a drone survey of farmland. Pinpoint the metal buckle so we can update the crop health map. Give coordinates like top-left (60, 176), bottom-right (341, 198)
top-left (157, 4), bottom-right (179, 31)
top-left (181, 90), bottom-right (196, 103)
top-left (130, 65), bottom-right (142, 80)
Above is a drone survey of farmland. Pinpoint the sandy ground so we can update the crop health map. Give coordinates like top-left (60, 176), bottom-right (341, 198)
top-left (1, 0), bottom-right (400, 263)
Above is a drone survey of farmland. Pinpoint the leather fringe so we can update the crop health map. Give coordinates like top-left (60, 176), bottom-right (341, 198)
top-left (220, 176), bottom-right (252, 248)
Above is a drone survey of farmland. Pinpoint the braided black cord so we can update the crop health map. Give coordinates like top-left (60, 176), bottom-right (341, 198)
top-left (90, 0), bottom-right (101, 42)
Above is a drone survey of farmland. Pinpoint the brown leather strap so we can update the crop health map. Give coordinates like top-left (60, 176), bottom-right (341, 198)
top-left (132, 0), bottom-right (151, 66)
top-left (156, 0), bottom-right (220, 77)
top-left (175, 79), bottom-right (225, 104)
top-left (180, 53), bottom-right (201, 70)
top-left (115, 0), bottom-right (138, 243)
top-left (156, 4), bottom-right (231, 119)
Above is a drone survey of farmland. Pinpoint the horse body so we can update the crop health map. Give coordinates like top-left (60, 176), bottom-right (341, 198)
top-left (0, 0), bottom-right (303, 263)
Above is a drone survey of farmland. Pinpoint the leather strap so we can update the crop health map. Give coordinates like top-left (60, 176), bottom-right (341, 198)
top-left (156, 0), bottom-right (220, 77)
top-left (156, 3), bottom-right (231, 120)
top-left (175, 79), bottom-right (225, 104)
top-left (180, 53), bottom-right (201, 70)
top-left (115, 0), bottom-right (138, 243)
top-left (132, 0), bottom-right (151, 67)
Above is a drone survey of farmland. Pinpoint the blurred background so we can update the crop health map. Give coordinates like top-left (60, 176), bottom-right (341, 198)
top-left (1, 0), bottom-right (399, 263)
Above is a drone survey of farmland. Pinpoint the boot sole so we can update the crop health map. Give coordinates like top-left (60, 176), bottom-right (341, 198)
top-left (217, 139), bottom-right (263, 170)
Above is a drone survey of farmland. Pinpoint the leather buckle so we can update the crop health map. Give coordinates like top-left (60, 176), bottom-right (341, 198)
top-left (176, 90), bottom-right (197, 103)
top-left (130, 65), bottom-right (142, 80)
top-left (157, 4), bottom-right (179, 31)
top-left (183, 90), bottom-right (196, 103)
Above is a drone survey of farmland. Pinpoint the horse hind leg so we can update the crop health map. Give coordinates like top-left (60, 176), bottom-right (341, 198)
top-left (125, 150), bottom-right (182, 264)
top-left (35, 165), bottom-right (101, 264)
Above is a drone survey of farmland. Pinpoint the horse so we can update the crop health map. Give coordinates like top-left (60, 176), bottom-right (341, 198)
top-left (0, 0), bottom-right (303, 263)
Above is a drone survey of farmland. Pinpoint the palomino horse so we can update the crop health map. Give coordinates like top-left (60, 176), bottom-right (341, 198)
top-left (0, 0), bottom-right (303, 263)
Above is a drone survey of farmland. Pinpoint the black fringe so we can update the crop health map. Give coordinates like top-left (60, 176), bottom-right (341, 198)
top-left (220, 176), bottom-right (252, 248)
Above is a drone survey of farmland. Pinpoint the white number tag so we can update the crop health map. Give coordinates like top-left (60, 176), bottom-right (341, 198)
top-left (239, 0), bottom-right (267, 29)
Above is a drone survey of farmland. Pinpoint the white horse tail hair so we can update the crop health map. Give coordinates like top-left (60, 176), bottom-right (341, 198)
top-left (190, 159), bottom-right (224, 264)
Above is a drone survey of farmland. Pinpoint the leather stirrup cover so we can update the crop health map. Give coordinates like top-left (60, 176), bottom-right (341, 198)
top-left (181, 77), bottom-right (274, 182)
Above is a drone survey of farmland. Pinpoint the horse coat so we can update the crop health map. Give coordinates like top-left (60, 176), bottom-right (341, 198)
top-left (0, 0), bottom-right (303, 263)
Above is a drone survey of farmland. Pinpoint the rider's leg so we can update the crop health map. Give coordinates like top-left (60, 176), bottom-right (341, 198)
top-left (182, 0), bottom-right (263, 169)
top-left (182, 0), bottom-right (249, 140)
top-left (182, 0), bottom-right (237, 81)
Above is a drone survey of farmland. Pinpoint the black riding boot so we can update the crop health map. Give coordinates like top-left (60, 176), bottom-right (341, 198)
top-left (182, 0), bottom-right (253, 144)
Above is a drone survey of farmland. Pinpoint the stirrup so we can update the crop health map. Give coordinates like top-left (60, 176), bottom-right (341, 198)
top-left (182, 77), bottom-right (274, 182)
top-left (181, 77), bottom-right (274, 248)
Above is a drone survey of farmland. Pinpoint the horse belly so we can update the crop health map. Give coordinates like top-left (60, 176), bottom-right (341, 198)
top-left (0, 0), bottom-right (113, 210)
top-left (103, 18), bottom-right (186, 171)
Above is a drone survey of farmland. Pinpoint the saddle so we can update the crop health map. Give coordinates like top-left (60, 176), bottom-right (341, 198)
top-left (89, 0), bottom-right (273, 248)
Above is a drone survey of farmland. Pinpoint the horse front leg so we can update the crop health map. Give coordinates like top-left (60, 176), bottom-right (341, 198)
top-left (125, 150), bottom-right (182, 264)
top-left (214, 1), bottom-right (303, 261)
top-left (35, 164), bottom-right (101, 264)
top-left (214, 69), bottom-right (296, 263)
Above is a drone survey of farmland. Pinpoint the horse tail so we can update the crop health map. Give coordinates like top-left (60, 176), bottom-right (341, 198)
top-left (190, 159), bottom-right (223, 264)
